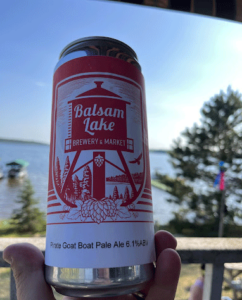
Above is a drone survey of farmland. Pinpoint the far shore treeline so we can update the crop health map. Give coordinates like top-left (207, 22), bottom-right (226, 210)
top-left (0, 138), bottom-right (168, 153)
top-left (0, 138), bottom-right (49, 146)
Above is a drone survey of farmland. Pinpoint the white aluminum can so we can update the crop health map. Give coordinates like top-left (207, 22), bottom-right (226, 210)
top-left (45, 36), bottom-right (155, 298)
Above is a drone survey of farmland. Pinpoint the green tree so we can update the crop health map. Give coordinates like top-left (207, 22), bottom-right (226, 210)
top-left (11, 179), bottom-right (46, 234)
top-left (158, 87), bottom-right (242, 237)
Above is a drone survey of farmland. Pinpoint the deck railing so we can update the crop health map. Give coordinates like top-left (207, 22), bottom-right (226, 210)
top-left (1, 237), bottom-right (242, 300)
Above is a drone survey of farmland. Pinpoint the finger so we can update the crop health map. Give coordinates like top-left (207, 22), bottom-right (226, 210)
top-left (155, 230), bottom-right (177, 257)
top-left (136, 230), bottom-right (178, 296)
top-left (146, 248), bottom-right (181, 300)
top-left (3, 243), bottom-right (55, 300)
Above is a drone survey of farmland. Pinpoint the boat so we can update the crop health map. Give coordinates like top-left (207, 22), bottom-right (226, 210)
top-left (6, 159), bottom-right (29, 178)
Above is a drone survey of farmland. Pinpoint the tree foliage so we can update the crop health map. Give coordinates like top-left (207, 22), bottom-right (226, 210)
top-left (10, 179), bottom-right (46, 234)
top-left (158, 87), bottom-right (242, 236)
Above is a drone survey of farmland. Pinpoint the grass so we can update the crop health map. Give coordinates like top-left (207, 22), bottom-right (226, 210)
top-left (0, 219), bottom-right (46, 237)
top-left (0, 264), bottom-right (235, 300)
top-left (0, 268), bottom-right (62, 300)
top-left (176, 264), bottom-right (234, 300)
top-left (176, 264), bottom-right (201, 299)
top-left (151, 179), bottom-right (172, 192)
top-left (0, 269), bottom-right (10, 300)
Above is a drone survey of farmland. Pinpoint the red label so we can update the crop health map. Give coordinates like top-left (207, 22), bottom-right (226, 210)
top-left (47, 56), bottom-right (153, 224)
top-left (65, 83), bottom-right (132, 153)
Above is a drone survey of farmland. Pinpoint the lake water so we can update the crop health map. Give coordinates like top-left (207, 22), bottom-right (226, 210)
top-left (0, 142), bottom-right (178, 225)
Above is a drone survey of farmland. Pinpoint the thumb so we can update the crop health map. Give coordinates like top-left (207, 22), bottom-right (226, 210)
top-left (3, 243), bottom-right (55, 300)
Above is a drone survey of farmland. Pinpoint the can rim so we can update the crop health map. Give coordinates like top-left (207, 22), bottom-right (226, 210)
top-left (59, 36), bottom-right (138, 60)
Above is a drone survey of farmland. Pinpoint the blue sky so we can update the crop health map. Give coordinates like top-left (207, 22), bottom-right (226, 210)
top-left (1, 0), bottom-right (242, 149)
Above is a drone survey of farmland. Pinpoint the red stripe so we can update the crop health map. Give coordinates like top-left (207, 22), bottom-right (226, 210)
top-left (141, 193), bottom-right (152, 200)
top-left (48, 193), bottom-right (56, 197)
top-left (144, 188), bottom-right (151, 194)
top-left (137, 201), bottom-right (153, 206)
top-left (47, 220), bottom-right (154, 225)
top-left (47, 210), bottom-right (69, 215)
top-left (48, 203), bottom-right (61, 208)
top-left (48, 195), bottom-right (57, 201)
top-left (129, 209), bottom-right (153, 213)
top-left (48, 190), bottom-right (55, 195)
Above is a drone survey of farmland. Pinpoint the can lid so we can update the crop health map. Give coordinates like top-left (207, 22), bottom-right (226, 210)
top-left (59, 36), bottom-right (138, 61)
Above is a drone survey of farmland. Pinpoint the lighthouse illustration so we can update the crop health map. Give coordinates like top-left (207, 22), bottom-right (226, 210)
top-left (52, 79), bottom-right (146, 223)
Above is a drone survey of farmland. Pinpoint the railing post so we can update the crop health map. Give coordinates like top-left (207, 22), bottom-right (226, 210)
top-left (10, 269), bottom-right (17, 300)
top-left (203, 263), bottom-right (224, 300)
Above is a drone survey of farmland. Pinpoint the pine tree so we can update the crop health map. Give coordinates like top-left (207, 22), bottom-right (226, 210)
top-left (10, 179), bottom-right (46, 234)
top-left (158, 87), bottom-right (242, 236)
top-left (123, 186), bottom-right (130, 204)
top-left (55, 157), bottom-right (62, 191)
top-left (113, 186), bottom-right (119, 200)
top-left (62, 156), bottom-right (70, 188)
top-left (131, 189), bottom-right (134, 200)
top-left (83, 165), bottom-right (92, 195)
top-left (73, 174), bottom-right (82, 199)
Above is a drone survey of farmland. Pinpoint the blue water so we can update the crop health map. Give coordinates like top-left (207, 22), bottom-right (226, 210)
top-left (0, 142), bottom-right (178, 224)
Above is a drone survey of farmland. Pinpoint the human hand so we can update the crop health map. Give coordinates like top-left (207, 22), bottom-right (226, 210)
top-left (3, 230), bottom-right (181, 300)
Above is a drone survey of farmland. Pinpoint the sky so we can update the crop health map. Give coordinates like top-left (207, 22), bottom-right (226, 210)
top-left (0, 0), bottom-right (242, 150)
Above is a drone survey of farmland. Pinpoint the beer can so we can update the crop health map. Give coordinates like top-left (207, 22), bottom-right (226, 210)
top-left (45, 37), bottom-right (155, 298)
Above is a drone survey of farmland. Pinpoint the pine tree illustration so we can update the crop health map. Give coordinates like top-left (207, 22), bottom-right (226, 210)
top-left (120, 193), bottom-right (123, 199)
top-left (65, 185), bottom-right (75, 202)
top-left (82, 165), bottom-right (92, 199)
top-left (73, 174), bottom-right (82, 199)
top-left (62, 156), bottom-right (70, 188)
top-left (123, 186), bottom-right (130, 204)
top-left (113, 186), bottom-right (119, 200)
top-left (55, 157), bottom-right (62, 190)
top-left (131, 189), bottom-right (134, 200)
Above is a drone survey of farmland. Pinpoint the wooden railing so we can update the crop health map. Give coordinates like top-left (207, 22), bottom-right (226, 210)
top-left (1, 237), bottom-right (242, 300)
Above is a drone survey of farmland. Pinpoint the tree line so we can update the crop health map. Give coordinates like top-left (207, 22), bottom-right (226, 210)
top-left (157, 87), bottom-right (242, 237)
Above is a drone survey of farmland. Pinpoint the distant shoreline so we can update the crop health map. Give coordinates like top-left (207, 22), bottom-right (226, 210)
top-left (0, 138), bottom-right (168, 152)
top-left (0, 138), bottom-right (49, 146)
top-left (149, 149), bottom-right (168, 153)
